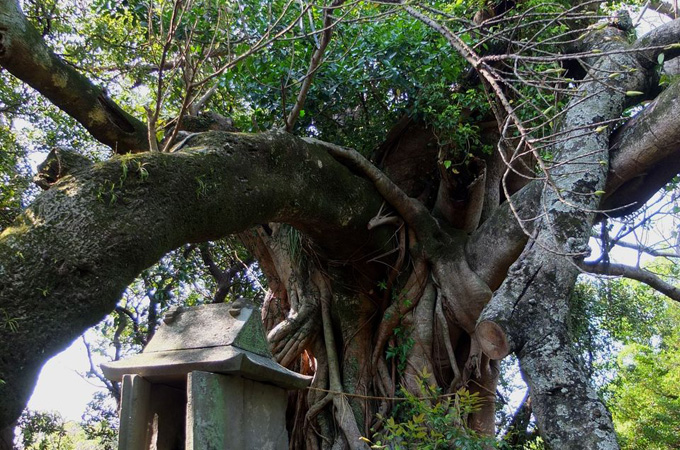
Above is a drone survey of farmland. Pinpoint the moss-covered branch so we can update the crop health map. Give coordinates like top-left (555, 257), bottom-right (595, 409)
top-left (0, 130), bottom-right (384, 429)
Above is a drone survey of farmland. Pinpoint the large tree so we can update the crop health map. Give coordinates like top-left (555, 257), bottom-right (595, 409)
top-left (1, 0), bottom-right (680, 448)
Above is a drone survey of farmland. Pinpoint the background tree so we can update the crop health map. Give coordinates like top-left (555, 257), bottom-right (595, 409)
top-left (1, 0), bottom-right (680, 449)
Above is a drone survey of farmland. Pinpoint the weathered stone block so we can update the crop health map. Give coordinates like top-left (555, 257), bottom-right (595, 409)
top-left (187, 371), bottom-right (288, 450)
top-left (103, 303), bottom-right (311, 450)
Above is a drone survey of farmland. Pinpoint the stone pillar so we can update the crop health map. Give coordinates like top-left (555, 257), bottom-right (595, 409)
top-left (186, 371), bottom-right (288, 450)
top-left (118, 375), bottom-right (151, 450)
top-left (118, 375), bottom-right (186, 450)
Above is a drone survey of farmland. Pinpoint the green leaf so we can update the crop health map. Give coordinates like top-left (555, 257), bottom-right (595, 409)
top-left (541, 68), bottom-right (566, 74)
top-left (443, 160), bottom-right (452, 169)
top-left (658, 53), bottom-right (665, 65)
top-left (625, 91), bottom-right (644, 97)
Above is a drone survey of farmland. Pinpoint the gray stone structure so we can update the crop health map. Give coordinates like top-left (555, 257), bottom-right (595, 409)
top-left (102, 302), bottom-right (311, 450)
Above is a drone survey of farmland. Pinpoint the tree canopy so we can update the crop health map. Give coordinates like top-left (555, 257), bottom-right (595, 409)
top-left (1, 0), bottom-right (680, 448)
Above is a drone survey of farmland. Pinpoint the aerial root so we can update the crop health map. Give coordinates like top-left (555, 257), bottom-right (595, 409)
top-left (371, 257), bottom-right (428, 370)
top-left (435, 288), bottom-right (463, 389)
top-left (316, 273), bottom-right (369, 450)
top-left (306, 393), bottom-right (333, 425)
top-left (464, 333), bottom-right (483, 380)
top-left (276, 325), bottom-right (317, 367)
top-left (268, 300), bottom-right (319, 355)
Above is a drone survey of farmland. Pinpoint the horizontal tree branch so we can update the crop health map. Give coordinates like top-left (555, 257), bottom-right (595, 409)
top-left (579, 260), bottom-right (680, 302)
top-left (0, 130), bottom-right (386, 429)
top-left (609, 238), bottom-right (679, 258)
top-left (632, 17), bottom-right (680, 68)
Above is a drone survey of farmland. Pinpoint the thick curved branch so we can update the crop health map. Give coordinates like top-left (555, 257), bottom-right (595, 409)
top-left (632, 18), bottom-right (680, 68)
top-left (0, 130), bottom-right (384, 429)
top-left (321, 139), bottom-right (448, 247)
top-left (598, 19), bottom-right (680, 214)
top-left (466, 181), bottom-right (542, 290)
top-left (604, 76), bottom-right (680, 216)
top-left (0, 0), bottom-right (149, 153)
top-left (580, 261), bottom-right (680, 301)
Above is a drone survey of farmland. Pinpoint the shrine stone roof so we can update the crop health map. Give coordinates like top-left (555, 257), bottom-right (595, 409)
top-left (101, 302), bottom-right (311, 390)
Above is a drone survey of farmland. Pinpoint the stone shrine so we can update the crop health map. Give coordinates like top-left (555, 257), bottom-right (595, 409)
top-left (102, 301), bottom-right (311, 450)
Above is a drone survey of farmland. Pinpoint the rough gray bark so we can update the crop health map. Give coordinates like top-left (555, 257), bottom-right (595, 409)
top-left (0, 130), bottom-right (385, 429)
top-left (476, 23), bottom-right (662, 450)
top-left (0, 0), bottom-right (149, 153)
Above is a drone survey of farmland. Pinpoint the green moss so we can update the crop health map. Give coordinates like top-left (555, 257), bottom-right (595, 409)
top-left (0, 222), bottom-right (29, 240)
top-left (232, 311), bottom-right (273, 357)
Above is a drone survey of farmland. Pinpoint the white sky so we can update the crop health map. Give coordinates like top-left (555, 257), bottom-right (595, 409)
top-left (27, 338), bottom-right (104, 421)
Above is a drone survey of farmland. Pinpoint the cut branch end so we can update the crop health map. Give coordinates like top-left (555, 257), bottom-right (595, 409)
top-left (476, 320), bottom-right (509, 360)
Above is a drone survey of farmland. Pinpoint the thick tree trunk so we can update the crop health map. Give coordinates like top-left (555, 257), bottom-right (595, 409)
top-left (1, 5), bottom-right (680, 446)
top-left (476, 23), bottom-right (663, 449)
top-left (480, 245), bottom-right (619, 448)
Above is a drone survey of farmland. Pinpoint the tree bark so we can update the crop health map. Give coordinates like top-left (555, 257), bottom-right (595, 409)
top-left (477, 23), bottom-right (661, 449)
top-left (604, 76), bottom-right (680, 216)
